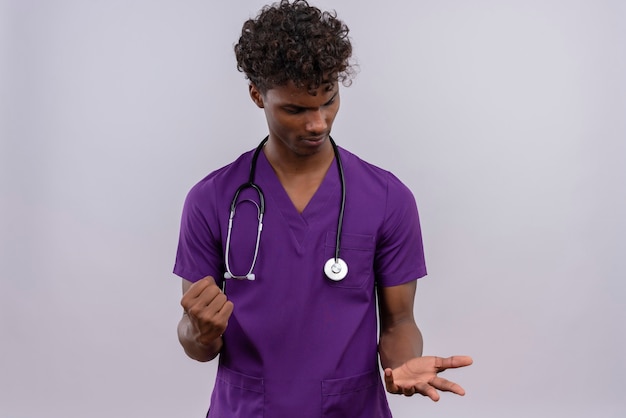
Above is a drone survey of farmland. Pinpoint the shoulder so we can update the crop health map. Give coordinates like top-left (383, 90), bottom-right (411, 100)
top-left (338, 147), bottom-right (415, 203)
top-left (338, 147), bottom-right (427, 285)
top-left (185, 150), bottom-right (254, 206)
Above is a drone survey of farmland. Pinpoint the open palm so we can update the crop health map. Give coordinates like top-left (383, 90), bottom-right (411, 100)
top-left (384, 355), bottom-right (473, 401)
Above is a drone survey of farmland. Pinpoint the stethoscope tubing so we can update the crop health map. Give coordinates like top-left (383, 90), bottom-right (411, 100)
top-left (224, 135), bottom-right (347, 281)
top-left (329, 137), bottom-right (346, 265)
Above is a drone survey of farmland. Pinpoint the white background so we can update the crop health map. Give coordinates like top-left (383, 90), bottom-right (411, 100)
top-left (1, 0), bottom-right (625, 417)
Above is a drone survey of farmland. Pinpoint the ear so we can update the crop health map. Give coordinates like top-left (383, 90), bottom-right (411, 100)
top-left (249, 84), bottom-right (264, 108)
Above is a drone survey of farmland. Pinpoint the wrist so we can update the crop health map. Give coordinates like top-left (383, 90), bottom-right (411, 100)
top-left (178, 315), bottom-right (223, 362)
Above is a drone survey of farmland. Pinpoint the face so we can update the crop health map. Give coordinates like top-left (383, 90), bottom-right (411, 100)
top-left (249, 80), bottom-right (340, 159)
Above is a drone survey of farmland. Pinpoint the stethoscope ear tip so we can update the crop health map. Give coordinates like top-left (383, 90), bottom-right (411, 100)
top-left (224, 271), bottom-right (256, 280)
top-left (225, 136), bottom-right (348, 284)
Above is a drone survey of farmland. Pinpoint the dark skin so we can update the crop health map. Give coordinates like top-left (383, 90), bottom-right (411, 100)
top-left (177, 80), bottom-right (473, 400)
top-left (378, 281), bottom-right (473, 400)
top-left (249, 80), bottom-right (339, 212)
top-left (179, 280), bottom-right (473, 399)
top-left (178, 277), bottom-right (229, 362)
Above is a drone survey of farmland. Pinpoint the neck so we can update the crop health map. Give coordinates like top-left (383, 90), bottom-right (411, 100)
top-left (263, 137), bottom-right (335, 177)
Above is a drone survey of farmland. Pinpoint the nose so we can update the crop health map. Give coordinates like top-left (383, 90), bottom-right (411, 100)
top-left (305, 109), bottom-right (327, 133)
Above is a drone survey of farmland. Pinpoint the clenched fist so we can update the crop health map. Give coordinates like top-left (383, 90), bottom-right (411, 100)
top-left (178, 276), bottom-right (234, 361)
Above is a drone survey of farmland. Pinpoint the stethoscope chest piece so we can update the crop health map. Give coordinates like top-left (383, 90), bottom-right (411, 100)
top-left (227, 136), bottom-right (349, 283)
top-left (324, 257), bottom-right (348, 281)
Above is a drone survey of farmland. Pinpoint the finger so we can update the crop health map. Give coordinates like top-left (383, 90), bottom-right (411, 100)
top-left (181, 277), bottom-right (210, 299)
top-left (402, 386), bottom-right (416, 397)
top-left (190, 276), bottom-right (219, 295)
top-left (383, 368), bottom-right (399, 393)
top-left (199, 301), bottom-right (233, 339)
top-left (181, 276), bottom-right (218, 308)
top-left (434, 355), bottom-right (473, 371)
top-left (202, 275), bottom-right (217, 284)
top-left (215, 300), bottom-right (234, 323)
top-left (183, 280), bottom-right (222, 311)
top-left (191, 292), bottom-right (229, 319)
top-left (415, 382), bottom-right (440, 402)
top-left (193, 298), bottom-right (233, 341)
top-left (430, 376), bottom-right (466, 396)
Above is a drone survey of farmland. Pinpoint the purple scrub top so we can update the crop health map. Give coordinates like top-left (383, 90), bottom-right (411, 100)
top-left (175, 145), bottom-right (427, 417)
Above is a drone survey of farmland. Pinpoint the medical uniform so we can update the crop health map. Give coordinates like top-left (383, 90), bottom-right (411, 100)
top-left (174, 144), bottom-right (427, 417)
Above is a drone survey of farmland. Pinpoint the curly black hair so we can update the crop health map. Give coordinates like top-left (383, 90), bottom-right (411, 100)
top-left (234, 0), bottom-right (355, 93)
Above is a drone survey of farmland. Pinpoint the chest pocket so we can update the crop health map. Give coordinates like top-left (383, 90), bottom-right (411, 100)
top-left (324, 232), bottom-right (375, 289)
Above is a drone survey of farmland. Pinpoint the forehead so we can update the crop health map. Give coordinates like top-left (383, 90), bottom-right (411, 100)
top-left (264, 81), bottom-right (337, 106)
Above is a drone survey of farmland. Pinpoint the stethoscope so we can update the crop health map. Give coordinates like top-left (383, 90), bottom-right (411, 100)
top-left (224, 136), bottom-right (348, 282)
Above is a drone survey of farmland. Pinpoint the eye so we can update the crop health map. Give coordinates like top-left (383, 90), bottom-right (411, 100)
top-left (323, 94), bottom-right (338, 107)
top-left (284, 107), bottom-right (303, 115)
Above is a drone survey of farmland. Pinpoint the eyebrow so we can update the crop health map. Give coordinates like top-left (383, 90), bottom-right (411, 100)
top-left (283, 92), bottom-right (338, 111)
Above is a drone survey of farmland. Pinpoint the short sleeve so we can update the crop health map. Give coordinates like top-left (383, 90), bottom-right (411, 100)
top-left (173, 180), bottom-right (224, 284)
top-left (374, 174), bottom-right (427, 287)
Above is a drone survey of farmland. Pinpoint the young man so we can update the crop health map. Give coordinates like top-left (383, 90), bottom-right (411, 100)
top-left (174, 1), bottom-right (472, 416)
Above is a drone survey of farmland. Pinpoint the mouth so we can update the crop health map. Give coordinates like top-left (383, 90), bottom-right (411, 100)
top-left (301, 134), bottom-right (328, 145)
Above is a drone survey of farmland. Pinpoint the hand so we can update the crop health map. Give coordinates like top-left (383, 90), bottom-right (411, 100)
top-left (180, 276), bottom-right (234, 346)
top-left (384, 356), bottom-right (473, 401)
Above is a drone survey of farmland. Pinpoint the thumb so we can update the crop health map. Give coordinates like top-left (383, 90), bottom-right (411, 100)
top-left (384, 368), bottom-right (395, 389)
top-left (202, 276), bottom-right (217, 286)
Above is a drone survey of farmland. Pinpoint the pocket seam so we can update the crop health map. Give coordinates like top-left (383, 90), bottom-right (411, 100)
top-left (216, 365), bottom-right (264, 394)
top-left (324, 232), bottom-right (375, 289)
top-left (321, 370), bottom-right (380, 396)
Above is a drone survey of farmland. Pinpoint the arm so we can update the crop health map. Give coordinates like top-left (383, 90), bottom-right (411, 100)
top-left (177, 277), bottom-right (233, 362)
top-left (378, 280), bottom-right (423, 370)
top-left (378, 280), bottom-right (473, 400)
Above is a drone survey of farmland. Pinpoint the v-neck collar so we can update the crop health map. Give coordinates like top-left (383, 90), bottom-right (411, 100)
top-left (256, 149), bottom-right (341, 250)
